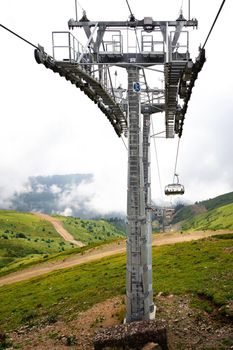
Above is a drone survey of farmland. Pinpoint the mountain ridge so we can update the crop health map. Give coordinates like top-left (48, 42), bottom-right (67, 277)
top-left (172, 191), bottom-right (233, 224)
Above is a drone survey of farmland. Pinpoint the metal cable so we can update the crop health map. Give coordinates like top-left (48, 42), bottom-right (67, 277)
top-left (77, 0), bottom-right (85, 12)
top-left (173, 137), bottom-right (181, 182)
top-left (0, 24), bottom-right (38, 49)
top-left (151, 120), bottom-right (164, 200)
top-left (125, 0), bottom-right (134, 17)
top-left (121, 136), bottom-right (128, 150)
top-left (202, 0), bottom-right (226, 49)
top-left (180, 0), bottom-right (184, 13)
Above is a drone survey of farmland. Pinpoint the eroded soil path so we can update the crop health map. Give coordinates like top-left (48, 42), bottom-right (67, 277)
top-left (11, 294), bottom-right (233, 350)
top-left (33, 212), bottom-right (85, 247)
top-left (0, 230), bottom-right (231, 287)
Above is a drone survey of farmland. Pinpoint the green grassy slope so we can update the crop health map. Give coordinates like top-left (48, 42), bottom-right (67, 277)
top-left (0, 235), bottom-right (232, 332)
top-left (181, 203), bottom-right (233, 231)
top-left (172, 204), bottom-right (206, 224)
top-left (0, 211), bottom-right (125, 276)
top-left (201, 191), bottom-right (233, 211)
top-left (173, 191), bottom-right (233, 224)
top-left (0, 211), bottom-right (75, 274)
top-left (57, 216), bottom-right (125, 244)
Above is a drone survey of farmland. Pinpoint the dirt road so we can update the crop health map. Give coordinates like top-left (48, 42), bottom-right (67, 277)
top-left (33, 212), bottom-right (85, 247)
top-left (0, 230), bottom-right (231, 287)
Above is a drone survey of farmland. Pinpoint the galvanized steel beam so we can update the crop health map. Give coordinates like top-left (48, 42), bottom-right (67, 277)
top-left (126, 67), bottom-right (155, 322)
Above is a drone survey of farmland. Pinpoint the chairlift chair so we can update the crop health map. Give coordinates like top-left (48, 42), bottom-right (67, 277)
top-left (164, 174), bottom-right (185, 196)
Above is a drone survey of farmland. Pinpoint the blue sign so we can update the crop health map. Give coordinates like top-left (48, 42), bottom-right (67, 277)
top-left (133, 82), bottom-right (141, 93)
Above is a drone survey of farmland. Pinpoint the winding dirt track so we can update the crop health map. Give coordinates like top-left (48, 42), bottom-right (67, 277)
top-left (33, 212), bottom-right (85, 247)
top-left (0, 229), bottom-right (231, 287)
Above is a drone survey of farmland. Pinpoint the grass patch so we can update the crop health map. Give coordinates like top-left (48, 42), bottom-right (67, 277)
top-left (173, 191), bottom-right (233, 225)
top-left (0, 210), bottom-right (125, 276)
top-left (0, 236), bottom-right (232, 332)
top-left (191, 293), bottom-right (216, 314)
top-left (0, 210), bottom-right (73, 276)
top-left (0, 210), bottom-right (77, 273)
top-left (181, 203), bottom-right (233, 231)
top-left (0, 238), bottom-right (124, 278)
top-left (0, 211), bottom-right (58, 238)
top-left (57, 216), bottom-right (125, 244)
top-left (214, 233), bottom-right (233, 240)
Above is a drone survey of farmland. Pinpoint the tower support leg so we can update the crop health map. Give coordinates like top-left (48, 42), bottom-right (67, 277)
top-left (143, 113), bottom-right (155, 318)
top-left (126, 68), bottom-right (155, 323)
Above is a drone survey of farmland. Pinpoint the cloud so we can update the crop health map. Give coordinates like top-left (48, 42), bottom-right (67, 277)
top-left (5, 173), bottom-right (126, 218)
top-left (49, 184), bottom-right (62, 194)
top-left (59, 207), bottom-right (73, 217)
top-left (0, 0), bottom-right (232, 213)
top-left (73, 173), bottom-right (127, 215)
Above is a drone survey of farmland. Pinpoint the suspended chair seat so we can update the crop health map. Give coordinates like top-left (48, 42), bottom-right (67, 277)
top-left (164, 183), bottom-right (185, 195)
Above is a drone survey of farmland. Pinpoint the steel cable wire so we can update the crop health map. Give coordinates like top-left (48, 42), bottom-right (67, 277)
top-left (0, 24), bottom-right (38, 49)
top-left (173, 137), bottom-right (181, 183)
top-left (202, 0), bottom-right (226, 49)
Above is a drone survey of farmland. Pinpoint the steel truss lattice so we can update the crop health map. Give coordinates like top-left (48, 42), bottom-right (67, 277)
top-left (34, 12), bottom-right (205, 322)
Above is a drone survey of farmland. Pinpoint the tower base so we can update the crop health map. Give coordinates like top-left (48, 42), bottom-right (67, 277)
top-left (93, 319), bottom-right (169, 350)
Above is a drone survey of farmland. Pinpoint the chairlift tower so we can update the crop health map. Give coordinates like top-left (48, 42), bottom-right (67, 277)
top-left (34, 10), bottom-right (205, 323)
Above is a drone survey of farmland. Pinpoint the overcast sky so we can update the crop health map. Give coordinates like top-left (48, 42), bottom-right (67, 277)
top-left (0, 0), bottom-right (232, 214)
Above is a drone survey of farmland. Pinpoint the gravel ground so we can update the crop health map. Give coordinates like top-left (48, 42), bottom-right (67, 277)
top-left (6, 294), bottom-right (233, 350)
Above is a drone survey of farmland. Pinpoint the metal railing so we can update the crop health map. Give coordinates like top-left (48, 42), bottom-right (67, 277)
top-left (52, 31), bottom-right (87, 63)
top-left (141, 35), bottom-right (164, 53)
top-left (100, 30), bottom-right (123, 55)
top-left (170, 30), bottom-right (189, 61)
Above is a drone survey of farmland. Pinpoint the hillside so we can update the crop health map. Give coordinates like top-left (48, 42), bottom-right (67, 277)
top-left (181, 202), bottom-right (233, 231)
top-left (0, 210), bottom-right (125, 276)
top-left (172, 203), bottom-right (207, 224)
top-left (201, 191), bottom-right (233, 211)
top-left (172, 191), bottom-right (233, 224)
top-left (0, 235), bottom-right (232, 349)
top-left (58, 216), bottom-right (125, 244)
top-left (0, 211), bottom-right (74, 272)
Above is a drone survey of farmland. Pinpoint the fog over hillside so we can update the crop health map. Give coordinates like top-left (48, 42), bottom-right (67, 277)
top-left (3, 174), bottom-right (124, 218)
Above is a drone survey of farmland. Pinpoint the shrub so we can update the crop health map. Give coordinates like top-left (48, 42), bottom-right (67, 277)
top-left (47, 314), bottom-right (58, 324)
top-left (15, 232), bottom-right (27, 239)
top-left (65, 335), bottom-right (77, 346)
top-left (0, 332), bottom-right (12, 349)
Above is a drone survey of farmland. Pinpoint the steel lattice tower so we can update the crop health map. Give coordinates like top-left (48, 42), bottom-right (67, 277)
top-left (34, 10), bottom-right (205, 322)
top-left (126, 67), bottom-right (154, 321)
